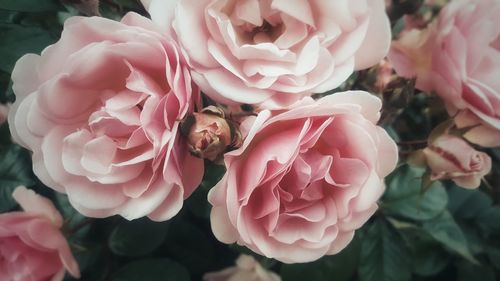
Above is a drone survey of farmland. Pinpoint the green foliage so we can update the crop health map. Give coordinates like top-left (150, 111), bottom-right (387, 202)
top-left (109, 218), bottom-right (169, 257)
top-left (112, 258), bottom-right (190, 281)
top-left (422, 211), bottom-right (477, 263)
top-left (0, 0), bottom-right (62, 12)
top-left (0, 144), bottom-right (35, 212)
top-left (359, 218), bottom-right (412, 281)
top-left (383, 164), bottom-right (448, 221)
top-left (0, 23), bottom-right (57, 73)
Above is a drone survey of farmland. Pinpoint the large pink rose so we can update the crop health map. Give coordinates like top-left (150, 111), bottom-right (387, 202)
top-left (389, 0), bottom-right (500, 147)
top-left (208, 91), bottom-right (398, 263)
top-left (142, 0), bottom-right (391, 108)
top-left (8, 13), bottom-right (204, 221)
top-left (0, 186), bottom-right (80, 281)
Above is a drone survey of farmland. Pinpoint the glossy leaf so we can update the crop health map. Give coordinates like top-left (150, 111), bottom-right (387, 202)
top-left (382, 165), bottom-right (448, 221)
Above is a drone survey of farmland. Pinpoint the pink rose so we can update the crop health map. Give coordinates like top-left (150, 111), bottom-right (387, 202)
top-left (0, 186), bottom-right (80, 281)
top-left (8, 13), bottom-right (204, 221)
top-left (0, 104), bottom-right (8, 126)
top-left (423, 134), bottom-right (492, 189)
top-left (208, 91), bottom-right (398, 263)
top-left (204, 255), bottom-right (280, 281)
top-left (389, 0), bottom-right (500, 147)
top-left (143, 0), bottom-right (391, 108)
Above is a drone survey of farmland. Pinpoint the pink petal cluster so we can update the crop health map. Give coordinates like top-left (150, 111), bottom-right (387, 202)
top-left (208, 92), bottom-right (398, 263)
top-left (8, 13), bottom-right (204, 221)
top-left (204, 255), bottom-right (281, 281)
top-left (142, 0), bottom-right (391, 108)
top-left (389, 0), bottom-right (500, 147)
top-left (423, 134), bottom-right (492, 189)
top-left (0, 186), bottom-right (80, 281)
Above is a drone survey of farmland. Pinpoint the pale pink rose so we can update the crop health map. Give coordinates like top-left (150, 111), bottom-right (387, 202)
top-left (204, 255), bottom-right (281, 281)
top-left (142, 0), bottom-right (391, 109)
top-left (389, 0), bottom-right (500, 147)
top-left (423, 134), bottom-right (492, 189)
top-left (0, 104), bottom-right (8, 125)
top-left (208, 91), bottom-right (398, 263)
top-left (8, 13), bottom-right (204, 221)
top-left (0, 186), bottom-right (80, 281)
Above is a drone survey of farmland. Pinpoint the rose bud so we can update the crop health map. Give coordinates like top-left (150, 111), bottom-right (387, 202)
top-left (182, 106), bottom-right (241, 161)
top-left (375, 59), bottom-right (395, 92)
top-left (423, 134), bottom-right (492, 189)
top-left (0, 103), bottom-right (8, 125)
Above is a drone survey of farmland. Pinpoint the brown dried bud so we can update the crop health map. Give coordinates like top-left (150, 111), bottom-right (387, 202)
top-left (181, 106), bottom-right (241, 161)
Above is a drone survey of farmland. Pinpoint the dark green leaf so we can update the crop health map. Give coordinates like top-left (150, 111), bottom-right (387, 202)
top-left (456, 261), bottom-right (495, 281)
top-left (477, 206), bottom-right (500, 235)
top-left (54, 193), bottom-right (87, 230)
top-left (281, 235), bottom-right (360, 281)
top-left (0, 144), bottom-right (34, 212)
top-left (112, 258), bottom-right (190, 281)
top-left (487, 247), bottom-right (500, 270)
top-left (422, 211), bottom-right (477, 263)
top-left (447, 184), bottom-right (492, 219)
top-left (382, 165), bottom-right (448, 221)
top-left (399, 228), bottom-right (449, 276)
top-left (0, 23), bottom-right (56, 73)
top-left (109, 218), bottom-right (169, 257)
top-left (0, 0), bottom-right (61, 12)
top-left (358, 219), bottom-right (411, 281)
top-left (163, 220), bottom-right (216, 276)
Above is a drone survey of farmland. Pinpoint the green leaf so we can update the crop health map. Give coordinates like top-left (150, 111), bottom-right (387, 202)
top-left (0, 145), bottom-right (34, 212)
top-left (447, 184), bottom-right (492, 219)
top-left (476, 206), bottom-right (500, 235)
top-left (281, 234), bottom-right (361, 281)
top-left (487, 247), bottom-right (500, 270)
top-left (0, 0), bottom-right (61, 12)
top-left (358, 219), bottom-right (411, 281)
top-left (0, 23), bottom-right (56, 73)
top-left (109, 218), bottom-right (169, 257)
top-left (456, 261), bottom-right (495, 281)
top-left (112, 259), bottom-right (190, 281)
top-left (422, 211), bottom-right (477, 263)
top-left (54, 193), bottom-right (87, 229)
top-left (447, 184), bottom-right (500, 235)
top-left (382, 165), bottom-right (448, 221)
top-left (162, 220), bottom-right (216, 276)
top-left (399, 228), bottom-right (449, 276)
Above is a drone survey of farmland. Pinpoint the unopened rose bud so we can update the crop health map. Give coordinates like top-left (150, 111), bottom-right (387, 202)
top-left (181, 106), bottom-right (241, 161)
top-left (423, 134), bottom-right (492, 189)
top-left (375, 59), bottom-right (395, 92)
top-left (0, 104), bottom-right (9, 126)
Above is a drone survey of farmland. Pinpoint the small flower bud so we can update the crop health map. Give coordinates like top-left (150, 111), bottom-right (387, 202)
top-left (0, 104), bottom-right (9, 126)
top-left (181, 106), bottom-right (241, 161)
